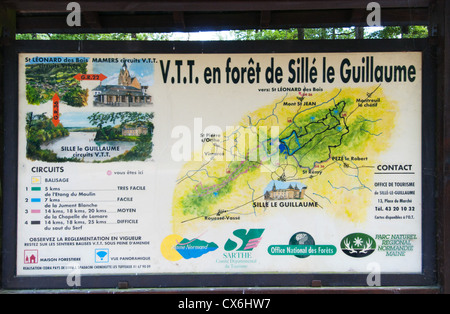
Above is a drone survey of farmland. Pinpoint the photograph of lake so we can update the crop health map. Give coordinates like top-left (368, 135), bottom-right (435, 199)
top-left (26, 111), bottom-right (154, 162)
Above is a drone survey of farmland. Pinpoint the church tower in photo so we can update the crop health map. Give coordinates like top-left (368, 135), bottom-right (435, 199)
top-left (118, 60), bottom-right (141, 89)
top-left (93, 60), bottom-right (152, 107)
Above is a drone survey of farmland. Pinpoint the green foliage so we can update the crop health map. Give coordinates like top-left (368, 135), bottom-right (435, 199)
top-left (232, 28), bottom-right (363, 40)
top-left (25, 112), bottom-right (71, 161)
top-left (16, 33), bottom-right (174, 41)
top-left (16, 26), bottom-right (428, 42)
top-left (87, 112), bottom-right (154, 129)
top-left (232, 29), bottom-right (300, 40)
top-left (26, 84), bottom-right (42, 105)
top-left (62, 86), bottom-right (88, 107)
top-left (110, 133), bottom-right (154, 162)
top-left (366, 26), bottom-right (428, 39)
top-left (94, 125), bottom-right (119, 141)
top-left (25, 62), bottom-right (88, 106)
top-left (233, 26), bottom-right (428, 40)
top-left (88, 111), bottom-right (155, 161)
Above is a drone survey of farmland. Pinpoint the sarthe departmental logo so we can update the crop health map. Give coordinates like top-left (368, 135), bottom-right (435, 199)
top-left (224, 229), bottom-right (265, 251)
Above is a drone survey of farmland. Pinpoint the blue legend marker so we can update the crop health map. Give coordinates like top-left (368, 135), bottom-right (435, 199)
top-left (31, 198), bottom-right (41, 202)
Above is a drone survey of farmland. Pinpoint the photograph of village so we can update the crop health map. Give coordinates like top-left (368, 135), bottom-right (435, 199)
top-left (25, 60), bottom-right (89, 107)
top-left (93, 60), bottom-right (152, 107)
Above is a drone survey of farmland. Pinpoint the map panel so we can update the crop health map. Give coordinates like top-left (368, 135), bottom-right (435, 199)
top-left (16, 51), bottom-right (422, 277)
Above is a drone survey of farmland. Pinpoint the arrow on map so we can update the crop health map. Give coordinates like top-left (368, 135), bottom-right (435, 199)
top-left (73, 73), bottom-right (107, 81)
top-left (52, 93), bottom-right (60, 127)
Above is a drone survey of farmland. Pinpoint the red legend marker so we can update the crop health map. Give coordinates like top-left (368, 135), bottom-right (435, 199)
top-left (73, 73), bottom-right (107, 81)
top-left (52, 93), bottom-right (60, 127)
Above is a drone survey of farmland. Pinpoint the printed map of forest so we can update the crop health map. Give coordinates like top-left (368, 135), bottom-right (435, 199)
top-left (172, 85), bottom-right (396, 233)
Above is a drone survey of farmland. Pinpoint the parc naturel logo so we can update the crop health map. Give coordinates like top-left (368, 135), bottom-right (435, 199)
top-left (340, 233), bottom-right (376, 258)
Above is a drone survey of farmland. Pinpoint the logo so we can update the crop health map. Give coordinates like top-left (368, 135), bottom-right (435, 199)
top-left (24, 250), bottom-right (38, 264)
top-left (268, 232), bottom-right (336, 258)
top-left (161, 234), bottom-right (218, 261)
top-left (224, 229), bottom-right (265, 251)
top-left (218, 229), bottom-right (264, 269)
top-left (289, 231), bottom-right (315, 258)
top-left (340, 233), bottom-right (376, 258)
top-left (95, 248), bottom-right (109, 263)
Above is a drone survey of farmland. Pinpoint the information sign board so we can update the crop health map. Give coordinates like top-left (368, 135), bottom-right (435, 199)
top-left (3, 40), bottom-right (436, 289)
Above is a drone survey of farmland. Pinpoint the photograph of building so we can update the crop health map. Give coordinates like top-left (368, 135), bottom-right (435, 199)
top-left (122, 125), bottom-right (148, 137)
top-left (93, 61), bottom-right (152, 107)
top-left (264, 181), bottom-right (307, 200)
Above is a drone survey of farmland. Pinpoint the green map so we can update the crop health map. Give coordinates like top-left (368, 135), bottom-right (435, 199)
top-left (172, 85), bottom-right (396, 234)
